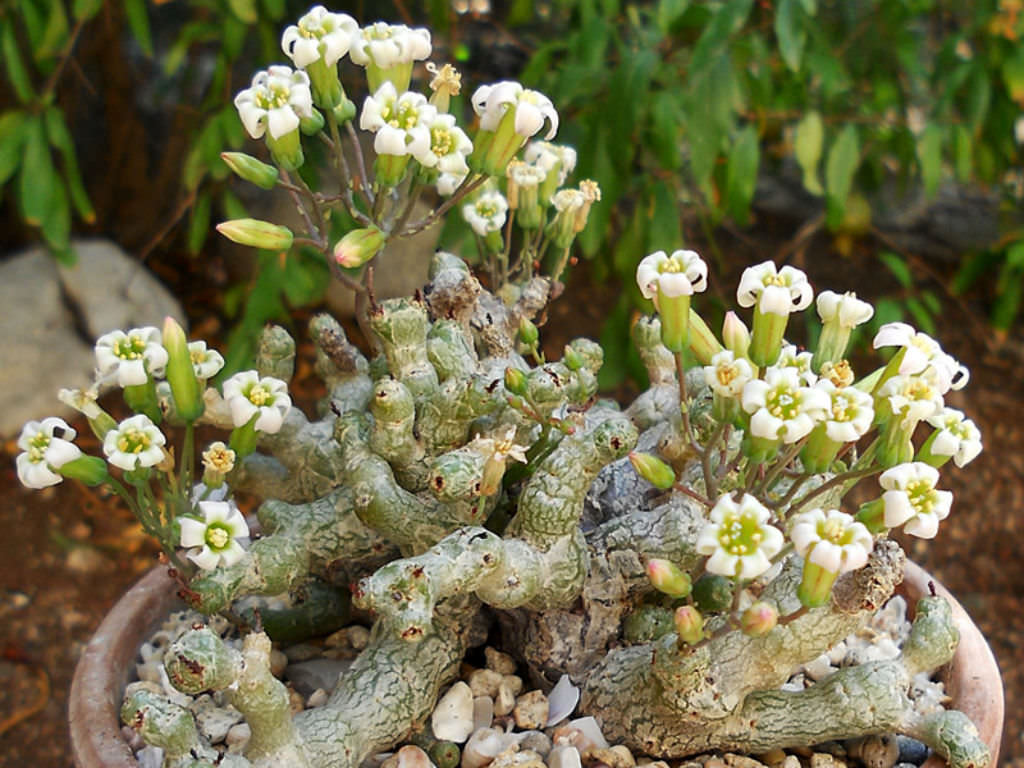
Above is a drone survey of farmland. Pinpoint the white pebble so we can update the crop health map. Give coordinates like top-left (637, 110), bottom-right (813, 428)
top-left (494, 681), bottom-right (517, 716)
top-left (802, 654), bottom-right (835, 682)
top-left (547, 745), bottom-right (581, 768)
top-left (474, 695), bottom-right (495, 731)
top-left (513, 690), bottom-right (549, 730)
top-left (307, 688), bottom-right (329, 708)
top-left (270, 649), bottom-right (288, 677)
top-left (461, 727), bottom-right (520, 768)
top-left (226, 722), bottom-right (251, 753)
top-left (433, 681), bottom-right (476, 743)
top-left (348, 625), bottom-right (371, 650)
top-left (485, 647), bottom-right (518, 675)
top-left (470, 669), bottom-right (504, 698)
top-left (545, 675), bottom-right (580, 727)
top-left (136, 745), bottom-right (164, 768)
top-left (503, 675), bottom-right (524, 696)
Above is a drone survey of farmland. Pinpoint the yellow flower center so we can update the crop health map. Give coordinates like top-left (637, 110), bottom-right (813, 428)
top-left (205, 525), bottom-right (231, 550)
top-left (113, 335), bottom-right (147, 361)
top-left (717, 512), bottom-right (765, 556)
top-left (431, 126), bottom-right (455, 156)
top-left (905, 479), bottom-right (937, 515)
top-left (117, 428), bottom-right (152, 455)
top-left (27, 432), bottom-right (50, 463)
top-left (247, 384), bottom-right (272, 407)
top-left (766, 388), bottom-right (799, 420)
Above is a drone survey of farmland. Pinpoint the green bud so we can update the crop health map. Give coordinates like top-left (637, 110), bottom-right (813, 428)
top-left (333, 98), bottom-right (357, 123)
top-left (722, 311), bottom-right (751, 358)
top-left (688, 309), bottom-right (724, 365)
top-left (504, 367), bottom-right (528, 396)
top-left (797, 559), bottom-right (839, 608)
top-left (58, 455), bottom-right (109, 486)
top-left (299, 107), bottom-right (325, 136)
top-left (162, 317), bottom-right (203, 421)
top-left (264, 128), bottom-right (304, 171)
top-left (217, 219), bottom-right (294, 251)
top-left (673, 605), bottom-right (705, 646)
top-left (645, 557), bottom-right (692, 597)
top-left (692, 573), bottom-right (734, 613)
top-left (562, 346), bottom-right (584, 371)
top-left (220, 152), bottom-right (279, 189)
top-left (334, 226), bottom-right (387, 268)
top-left (629, 452), bottom-right (676, 490)
top-left (518, 317), bottom-right (539, 346)
top-left (855, 499), bottom-right (887, 534)
top-left (740, 601), bottom-right (779, 636)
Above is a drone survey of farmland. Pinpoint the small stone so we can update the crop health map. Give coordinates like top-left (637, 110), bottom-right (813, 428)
top-left (324, 628), bottom-right (349, 648)
top-left (546, 675), bottom-right (580, 727)
top-left (307, 688), bottom-right (329, 708)
top-left (755, 749), bottom-right (786, 767)
top-left (514, 690), bottom-right (549, 730)
top-left (703, 760), bottom-right (727, 768)
top-left (494, 681), bottom-right (516, 716)
top-left (803, 654), bottom-right (835, 681)
top-left (121, 724), bottom-right (145, 751)
top-left (782, 758), bottom-right (800, 768)
top-left (284, 643), bottom-right (322, 662)
top-left (493, 750), bottom-right (547, 768)
top-left (270, 649), bottom-right (288, 677)
top-left (66, 546), bottom-right (107, 574)
top-left (285, 658), bottom-right (352, 697)
top-left (485, 647), bottom-right (518, 675)
top-left (503, 675), bottom-right (524, 696)
top-left (636, 762), bottom-right (669, 768)
top-left (548, 745), bottom-right (582, 768)
top-left (393, 745), bottom-right (433, 768)
top-left (348, 625), bottom-right (371, 650)
top-left (474, 695), bottom-right (494, 731)
top-left (226, 722), bottom-right (251, 753)
top-left (895, 736), bottom-right (930, 765)
top-left (136, 745), bottom-right (164, 768)
top-left (289, 687), bottom-right (305, 715)
top-left (851, 735), bottom-right (898, 768)
top-left (194, 701), bottom-right (243, 743)
top-left (587, 747), bottom-right (634, 768)
top-left (469, 668), bottom-right (504, 698)
top-left (810, 754), bottom-right (844, 768)
top-left (826, 641), bottom-right (848, 665)
top-left (724, 754), bottom-right (768, 768)
top-left (552, 718), bottom-right (608, 753)
top-left (462, 726), bottom-right (519, 768)
top-left (518, 730), bottom-right (552, 757)
top-left (433, 681), bottom-right (475, 743)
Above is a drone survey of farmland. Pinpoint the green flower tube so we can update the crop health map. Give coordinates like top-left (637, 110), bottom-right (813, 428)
top-left (162, 317), bottom-right (203, 421)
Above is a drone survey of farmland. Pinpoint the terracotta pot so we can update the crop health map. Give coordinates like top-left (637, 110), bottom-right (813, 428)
top-left (69, 563), bottom-right (1003, 768)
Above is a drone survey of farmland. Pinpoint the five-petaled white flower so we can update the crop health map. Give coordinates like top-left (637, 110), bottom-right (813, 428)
top-left (696, 493), bottom-right (784, 580)
top-left (704, 350), bottom-right (755, 399)
top-left (737, 261), bottom-right (814, 316)
top-left (16, 418), bottom-right (82, 489)
top-left (281, 6), bottom-right (358, 68)
top-left (418, 112), bottom-right (473, 174)
top-left (872, 322), bottom-right (968, 393)
top-left (876, 372), bottom-right (944, 427)
top-left (636, 250), bottom-right (708, 301)
top-left (813, 381), bottom-right (875, 443)
top-left (188, 341), bottom-right (225, 381)
top-left (437, 171), bottom-right (468, 196)
top-left (472, 81), bottom-right (559, 140)
top-left (524, 141), bottom-right (576, 184)
top-left (879, 462), bottom-right (952, 539)
top-left (790, 508), bottom-right (873, 575)
top-left (103, 414), bottom-right (167, 471)
top-left (359, 82), bottom-right (436, 159)
top-left (222, 371), bottom-right (292, 434)
top-left (462, 190), bottom-right (508, 236)
top-left (95, 327), bottom-right (169, 387)
top-left (775, 344), bottom-right (817, 385)
top-left (926, 407), bottom-right (983, 467)
top-left (742, 366), bottom-right (830, 443)
top-left (349, 22), bottom-right (431, 69)
top-left (234, 66), bottom-right (314, 140)
top-left (816, 290), bottom-right (874, 329)
top-left (179, 500), bottom-right (250, 571)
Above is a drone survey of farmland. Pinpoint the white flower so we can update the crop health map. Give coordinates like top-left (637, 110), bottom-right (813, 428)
top-left (462, 190), bottom-right (508, 236)
top-left (349, 22), bottom-right (431, 69)
top-left (234, 66), bottom-right (314, 141)
top-left (742, 366), bottom-right (830, 443)
top-left (359, 82), bottom-right (436, 159)
top-left (876, 372), bottom-right (944, 427)
top-left (814, 381), bottom-right (875, 443)
top-left (775, 344), bottom-right (817, 385)
top-left (704, 350), bottom-right (755, 398)
top-left (418, 112), bottom-right (473, 174)
top-left (551, 188), bottom-right (585, 214)
top-left (16, 418), bottom-right (82, 489)
top-left (879, 462), bottom-right (952, 539)
top-left (437, 171), bottom-right (467, 196)
top-left (507, 161), bottom-right (547, 190)
top-left (524, 141), bottom-right (576, 184)
top-left (103, 415), bottom-right (166, 471)
top-left (472, 81), bottom-right (559, 140)
top-left (636, 250), bottom-right (708, 300)
top-left (222, 371), bottom-right (291, 434)
top-left (872, 322), bottom-right (968, 393)
top-left (281, 6), bottom-right (358, 68)
top-left (95, 327), bottom-right (168, 387)
top-left (926, 407), bottom-right (983, 467)
top-left (737, 261), bottom-right (814, 316)
top-left (696, 493), bottom-right (784, 580)
top-left (179, 500), bottom-right (250, 571)
top-left (816, 290), bottom-right (874, 329)
top-left (188, 341), bottom-right (225, 380)
top-left (790, 508), bottom-right (873, 574)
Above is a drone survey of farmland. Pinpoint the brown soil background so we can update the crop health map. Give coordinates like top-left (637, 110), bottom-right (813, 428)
top-left (0, 232), bottom-right (1021, 767)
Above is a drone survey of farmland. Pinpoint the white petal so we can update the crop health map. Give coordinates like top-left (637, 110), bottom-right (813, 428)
top-left (179, 517), bottom-right (208, 548)
top-left (16, 453), bottom-right (62, 488)
top-left (882, 491), bottom-right (915, 528)
top-left (254, 407), bottom-right (284, 434)
top-left (116, 359), bottom-right (149, 387)
top-left (219, 540), bottom-right (248, 567)
top-left (267, 107), bottom-right (300, 140)
top-left (750, 409), bottom-right (784, 440)
top-left (809, 541), bottom-right (842, 573)
top-left (737, 550), bottom-right (772, 580)
top-left (904, 513), bottom-right (939, 539)
top-left (229, 397), bottom-right (259, 428)
top-left (705, 549), bottom-right (740, 577)
top-left (45, 438), bottom-right (81, 469)
top-left (514, 102), bottom-right (544, 138)
top-left (188, 546), bottom-right (222, 571)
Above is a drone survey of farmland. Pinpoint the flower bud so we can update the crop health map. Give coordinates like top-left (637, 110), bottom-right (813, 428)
top-left (562, 346), bottom-right (584, 371)
top-left (299, 107), bottom-right (326, 135)
top-left (217, 219), bottom-right (294, 251)
top-left (673, 605), bottom-right (705, 646)
top-left (740, 601), bottom-right (778, 636)
top-left (332, 98), bottom-right (357, 123)
top-left (629, 452), bottom-right (676, 490)
top-left (518, 317), bottom-right (539, 347)
top-left (692, 573), bottom-right (734, 613)
top-left (504, 367), bottom-right (528, 396)
top-left (162, 317), bottom-right (204, 421)
top-left (688, 309), bottom-right (725, 365)
top-left (58, 455), bottom-right (109, 486)
top-left (797, 559), bottom-right (840, 608)
top-left (645, 558), bottom-right (692, 598)
top-left (334, 226), bottom-right (386, 268)
top-left (221, 152), bottom-right (279, 189)
top-left (722, 311), bottom-right (751, 358)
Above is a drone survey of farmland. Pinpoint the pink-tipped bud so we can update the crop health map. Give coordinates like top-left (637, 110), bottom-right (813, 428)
top-left (673, 605), bottom-right (705, 646)
top-left (629, 452), bottom-right (676, 490)
top-left (722, 311), bottom-right (751, 358)
top-left (334, 226), bottom-right (386, 268)
top-left (740, 601), bottom-right (779, 636)
top-left (646, 558), bottom-right (692, 598)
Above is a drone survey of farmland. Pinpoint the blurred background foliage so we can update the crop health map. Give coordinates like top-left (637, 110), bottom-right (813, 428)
top-left (1, 0), bottom-right (1021, 383)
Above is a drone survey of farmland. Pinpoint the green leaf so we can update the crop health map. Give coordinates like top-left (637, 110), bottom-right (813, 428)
top-left (952, 250), bottom-right (1001, 295)
top-left (724, 124), bottom-right (759, 226)
top-left (794, 111), bottom-right (824, 195)
top-left (36, 0), bottom-right (70, 61)
top-left (226, 0), bottom-right (258, 23)
top-left (656, 0), bottom-right (689, 35)
top-left (2, 21), bottom-right (35, 103)
top-left (188, 191), bottom-right (211, 255)
top-left (597, 297), bottom-right (632, 391)
top-left (41, 180), bottom-right (72, 263)
top-left (649, 91), bottom-right (682, 170)
top-left (690, 0), bottom-right (753, 75)
top-left (878, 251), bottom-right (912, 289)
top-left (0, 110), bottom-right (29, 185)
top-left (916, 124), bottom-right (942, 198)
top-left (871, 297), bottom-right (905, 331)
top-left (964, 64), bottom-right (990, 136)
top-left (952, 124), bottom-right (972, 183)
top-left (1001, 44), bottom-right (1024, 104)
top-left (611, 204), bottom-right (647, 276)
top-left (73, 0), bottom-right (104, 22)
top-left (824, 124), bottom-right (859, 230)
top-left (282, 250), bottom-right (327, 306)
top-left (775, 0), bottom-right (806, 72)
top-left (123, 0), bottom-right (153, 57)
top-left (44, 106), bottom-right (94, 222)
top-left (1006, 240), bottom-right (1024, 271)
top-left (18, 116), bottom-right (54, 227)
top-left (221, 188), bottom-right (248, 221)
top-left (991, 265), bottom-right (1022, 333)
top-left (905, 296), bottom-right (936, 335)
top-left (647, 180), bottom-right (682, 252)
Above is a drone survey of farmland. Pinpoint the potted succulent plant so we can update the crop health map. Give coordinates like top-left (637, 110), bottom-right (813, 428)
top-left (18, 9), bottom-right (1001, 768)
